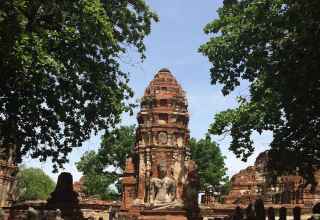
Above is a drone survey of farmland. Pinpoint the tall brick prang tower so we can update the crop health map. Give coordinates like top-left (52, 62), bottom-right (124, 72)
top-left (120, 69), bottom-right (199, 220)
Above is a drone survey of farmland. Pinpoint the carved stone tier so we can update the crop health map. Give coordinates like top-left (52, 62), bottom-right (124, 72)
top-left (0, 159), bottom-right (18, 208)
top-left (139, 209), bottom-right (188, 220)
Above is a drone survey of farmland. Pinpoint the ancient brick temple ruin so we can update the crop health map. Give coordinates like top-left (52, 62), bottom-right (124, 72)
top-left (0, 144), bottom-right (18, 208)
top-left (223, 151), bottom-right (320, 207)
top-left (200, 152), bottom-right (320, 219)
top-left (119, 69), bottom-right (200, 220)
top-left (2, 68), bottom-right (320, 220)
top-left (3, 172), bottom-right (120, 220)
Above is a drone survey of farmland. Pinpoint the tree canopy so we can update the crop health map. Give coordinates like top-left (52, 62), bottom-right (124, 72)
top-left (76, 125), bottom-right (135, 200)
top-left (76, 151), bottom-right (120, 200)
top-left (0, 0), bottom-right (158, 169)
top-left (15, 167), bottom-right (56, 201)
top-left (200, 0), bottom-right (320, 184)
top-left (189, 135), bottom-right (228, 191)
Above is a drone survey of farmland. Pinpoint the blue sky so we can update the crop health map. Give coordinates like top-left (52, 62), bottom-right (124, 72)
top-left (25, 0), bottom-right (272, 181)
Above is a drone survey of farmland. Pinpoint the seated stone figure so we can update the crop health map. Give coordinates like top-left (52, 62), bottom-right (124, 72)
top-left (149, 162), bottom-right (178, 208)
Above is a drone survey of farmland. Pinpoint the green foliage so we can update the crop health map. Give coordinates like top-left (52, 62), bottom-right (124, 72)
top-left (76, 151), bottom-right (119, 200)
top-left (16, 167), bottom-right (55, 201)
top-left (76, 125), bottom-right (135, 200)
top-left (189, 135), bottom-right (228, 191)
top-left (200, 0), bottom-right (320, 184)
top-left (220, 180), bottom-right (231, 196)
top-left (0, 0), bottom-right (158, 169)
top-left (98, 125), bottom-right (136, 170)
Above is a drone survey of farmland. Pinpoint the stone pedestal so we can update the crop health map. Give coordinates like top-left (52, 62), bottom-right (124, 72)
top-left (139, 209), bottom-right (188, 220)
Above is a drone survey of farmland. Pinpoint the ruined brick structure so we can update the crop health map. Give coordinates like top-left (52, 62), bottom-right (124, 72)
top-left (224, 151), bottom-right (320, 207)
top-left (224, 152), bottom-right (268, 205)
top-left (0, 144), bottom-right (18, 208)
top-left (200, 152), bottom-right (320, 219)
top-left (3, 172), bottom-right (120, 220)
top-left (120, 68), bottom-right (199, 220)
top-left (9, 197), bottom-right (120, 220)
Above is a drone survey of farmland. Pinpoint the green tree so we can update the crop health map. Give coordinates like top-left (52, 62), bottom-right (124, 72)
top-left (0, 0), bottom-right (158, 169)
top-left (15, 167), bottom-right (55, 201)
top-left (76, 151), bottom-right (119, 200)
top-left (189, 135), bottom-right (228, 191)
top-left (76, 125), bottom-right (135, 200)
top-left (199, 0), bottom-right (320, 185)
